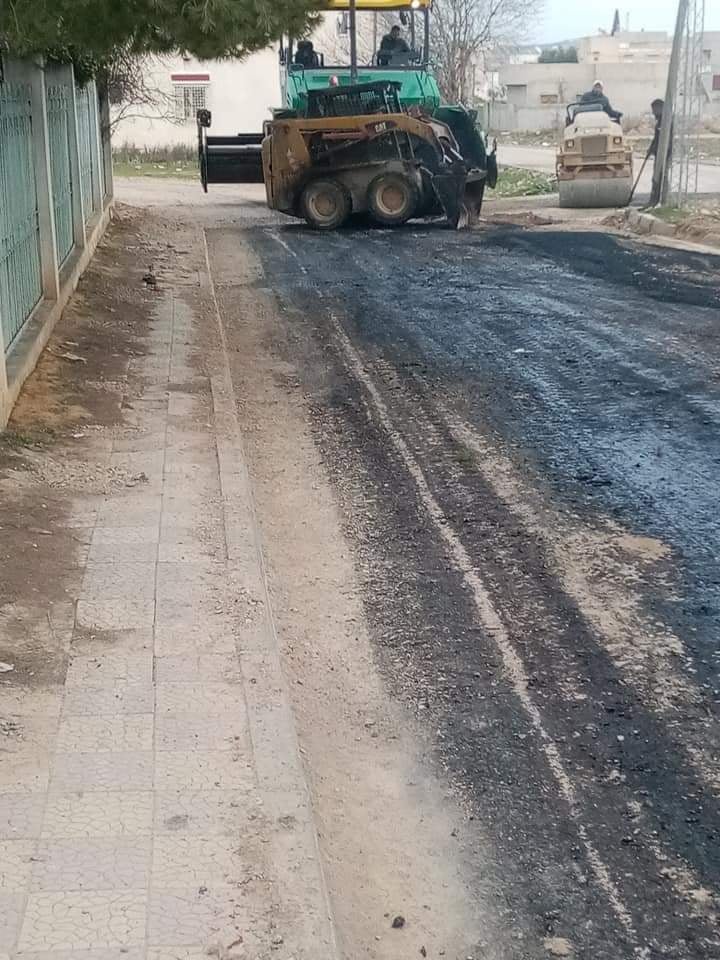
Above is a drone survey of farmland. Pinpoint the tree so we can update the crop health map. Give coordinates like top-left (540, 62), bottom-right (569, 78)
top-left (105, 47), bottom-right (179, 132)
top-left (1, 0), bottom-right (321, 65)
top-left (432, 0), bottom-right (541, 103)
top-left (538, 45), bottom-right (578, 63)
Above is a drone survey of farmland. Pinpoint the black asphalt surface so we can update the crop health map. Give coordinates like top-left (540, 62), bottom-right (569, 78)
top-left (240, 222), bottom-right (720, 959)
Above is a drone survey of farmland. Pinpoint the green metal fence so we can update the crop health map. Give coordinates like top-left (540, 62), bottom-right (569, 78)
top-left (46, 80), bottom-right (75, 264)
top-left (76, 83), bottom-right (102, 222)
top-left (76, 85), bottom-right (94, 222)
top-left (0, 83), bottom-right (43, 350)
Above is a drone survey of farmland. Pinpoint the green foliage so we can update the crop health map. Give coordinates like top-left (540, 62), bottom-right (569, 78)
top-left (538, 45), bottom-right (578, 64)
top-left (2, 0), bottom-right (321, 65)
top-left (494, 166), bottom-right (556, 198)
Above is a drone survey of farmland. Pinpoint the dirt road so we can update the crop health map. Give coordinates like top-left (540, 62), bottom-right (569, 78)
top-left (122, 179), bottom-right (720, 959)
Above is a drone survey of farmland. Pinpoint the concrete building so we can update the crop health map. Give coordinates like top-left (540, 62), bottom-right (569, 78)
top-left (491, 60), bottom-right (669, 131)
top-left (702, 31), bottom-right (720, 108)
top-left (575, 30), bottom-right (671, 63)
top-left (111, 51), bottom-right (281, 150)
top-left (110, 13), bottom-right (368, 150)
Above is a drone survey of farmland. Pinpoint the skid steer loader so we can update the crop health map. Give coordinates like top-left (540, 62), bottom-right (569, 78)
top-left (253, 80), bottom-right (487, 229)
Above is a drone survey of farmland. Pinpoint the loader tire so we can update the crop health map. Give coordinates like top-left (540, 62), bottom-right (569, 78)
top-left (367, 173), bottom-right (419, 226)
top-left (300, 178), bottom-right (351, 230)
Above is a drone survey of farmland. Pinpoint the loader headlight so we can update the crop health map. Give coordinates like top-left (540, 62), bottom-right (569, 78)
top-left (613, 136), bottom-right (622, 145)
top-left (565, 139), bottom-right (574, 148)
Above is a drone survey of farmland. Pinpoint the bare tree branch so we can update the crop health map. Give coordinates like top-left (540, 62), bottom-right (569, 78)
top-left (105, 47), bottom-right (180, 132)
top-left (433, 0), bottom-right (541, 103)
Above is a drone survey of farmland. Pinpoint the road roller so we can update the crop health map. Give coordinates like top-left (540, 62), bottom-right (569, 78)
top-left (556, 100), bottom-right (633, 208)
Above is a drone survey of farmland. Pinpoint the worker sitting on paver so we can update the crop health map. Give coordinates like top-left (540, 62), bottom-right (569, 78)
top-left (377, 25), bottom-right (410, 65)
top-left (295, 40), bottom-right (320, 68)
top-left (580, 80), bottom-right (622, 123)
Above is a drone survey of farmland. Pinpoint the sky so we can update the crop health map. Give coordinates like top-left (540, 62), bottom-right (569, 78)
top-left (534, 0), bottom-right (720, 43)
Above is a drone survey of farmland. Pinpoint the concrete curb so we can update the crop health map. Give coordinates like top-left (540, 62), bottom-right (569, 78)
top-left (203, 231), bottom-right (341, 960)
top-left (624, 208), bottom-right (678, 238)
top-left (624, 208), bottom-right (720, 252)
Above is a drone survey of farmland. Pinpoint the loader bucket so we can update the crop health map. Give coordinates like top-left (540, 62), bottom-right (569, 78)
top-left (431, 170), bottom-right (486, 229)
top-left (463, 176), bottom-right (486, 226)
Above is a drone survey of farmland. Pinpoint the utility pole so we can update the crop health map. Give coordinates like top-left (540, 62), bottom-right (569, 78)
top-left (651, 0), bottom-right (687, 205)
top-left (349, 0), bottom-right (358, 83)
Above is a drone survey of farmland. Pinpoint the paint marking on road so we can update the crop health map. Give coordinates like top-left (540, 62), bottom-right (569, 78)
top-left (325, 311), bottom-right (639, 944)
top-left (270, 231), bottom-right (308, 274)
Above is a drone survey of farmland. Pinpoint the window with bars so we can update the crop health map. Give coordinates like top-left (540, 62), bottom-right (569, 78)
top-left (173, 84), bottom-right (208, 121)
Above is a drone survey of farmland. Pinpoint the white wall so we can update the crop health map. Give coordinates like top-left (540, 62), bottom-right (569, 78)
top-left (112, 50), bottom-right (281, 148)
top-left (494, 61), bottom-right (670, 131)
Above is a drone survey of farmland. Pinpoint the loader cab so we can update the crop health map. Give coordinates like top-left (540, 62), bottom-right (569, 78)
top-left (277, 0), bottom-right (441, 115)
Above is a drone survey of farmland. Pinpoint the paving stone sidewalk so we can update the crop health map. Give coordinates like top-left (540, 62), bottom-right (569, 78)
top-left (0, 213), bottom-right (337, 960)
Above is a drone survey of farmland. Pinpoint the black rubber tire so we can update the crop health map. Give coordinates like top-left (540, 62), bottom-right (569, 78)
top-left (300, 178), bottom-right (351, 230)
top-left (367, 172), bottom-right (419, 226)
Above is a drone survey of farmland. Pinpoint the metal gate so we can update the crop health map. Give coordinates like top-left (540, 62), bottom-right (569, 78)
top-left (0, 82), bottom-right (43, 351)
top-left (46, 80), bottom-right (75, 264)
top-left (76, 84), bottom-right (101, 222)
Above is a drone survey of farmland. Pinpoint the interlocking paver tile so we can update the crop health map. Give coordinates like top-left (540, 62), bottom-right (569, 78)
top-left (63, 683), bottom-right (154, 717)
top-left (153, 790), bottom-right (260, 836)
top-left (0, 756), bottom-right (49, 795)
top-left (69, 629), bottom-right (153, 657)
top-left (87, 541), bottom-right (159, 563)
top-left (30, 839), bottom-right (152, 892)
top-left (0, 794), bottom-right (46, 839)
top-left (0, 893), bottom-right (25, 952)
top-left (56, 716), bottom-right (154, 753)
top-left (154, 752), bottom-right (255, 791)
top-left (153, 654), bottom-right (240, 683)
top-left (147, 887), bottom-right (251, 946)
top-left (18, 949), bottom-right (145, 960)
top-left (147, 949), bottom-right (207, 960)
top-left (0, 840), bottom-right (35, 890)
top-left (81, 563), bottom-right (157, 603)
top-left (151, 836), bottom-right (249, 887)
top-left (155, 715), bottom-right (249, 753)
top-left (51, 752), bottom-right (153, 792)
top-left (153, 626), bottom-right (235, 658)
top-left (90, 527), bottom-right (160, 546)
top-left (96, 499), bottom-right (162, 528)
top-left (65, 653), bottom-right (153, 687)
top-left (75, 598), bottom-right (155, 632)
top-left (18, 890), bottom-right (147, 951)
top-left (43, 792), bottom-right (154, 839)
top-left (155, 683), bottom-right (245, 719)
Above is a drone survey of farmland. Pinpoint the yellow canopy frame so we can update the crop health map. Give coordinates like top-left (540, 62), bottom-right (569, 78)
top-left (325, 0), bottom-right (430, 9)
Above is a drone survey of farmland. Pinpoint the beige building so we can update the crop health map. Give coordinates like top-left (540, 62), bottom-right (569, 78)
top-left (492, 27), bottom-right (720, 132)
top-left (492, 60), bottom-right (669, 131)
top-left (575, 30), bottom-right (671, 63)
top-left (111, 51), bottom-right (281, 150)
